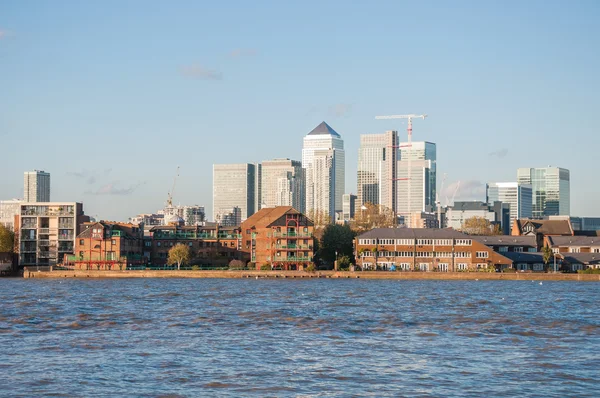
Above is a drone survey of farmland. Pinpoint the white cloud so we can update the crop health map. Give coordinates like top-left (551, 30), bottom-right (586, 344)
top-left (181, 64), bottom-right (223, 80)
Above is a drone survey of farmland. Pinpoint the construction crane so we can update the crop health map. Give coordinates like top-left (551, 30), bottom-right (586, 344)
top-left (375, 114), bottom-right (427, 226)
top-left (166, 166), bottom-right (180, 208)
top-left (436, 173), bottom-right (447, 228)
top-left (448, 180), bottom-right (460, 207)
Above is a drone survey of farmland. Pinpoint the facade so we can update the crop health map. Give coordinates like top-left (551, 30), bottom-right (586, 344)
top-left (357, 131), bottom-right (398, 211)
top-left (240, 206), bottom-right (314, 270)
top-left (24, 170), bottom-right (51, 202)
top-left (0, 199), bottom-right (22, 231)
top-left (517, 167), bottom-right (570, 217)
top-left (131, 213), bottom-right (164, 226)
top-left (473, 235), bottom-right (538, 253)
top-left (354, 228), bottom-right (511, 271)
top-left (17, 202), bottom-right (89, 266)
top-left (446, 201), bottom-right (511, 234)
top-left (545, 235), bottom-right (600, 254)
top-left (342, 194), bottom-right (357, 222)
top-left (161, 205), bottom-right (206, 226)
top-left (548, 216), bottom-right (600, 233)
top-left (399, 141), bottom-right (436, 213)
top-left (396, 159), bottom-right (432, 218)
top-left (67, 222), bottom-right (144, 270)
top-left (302, 122), bottom-right (345, 220)
top-left (213, 163), bottom-right (258, 221)
top-left (399, 212), bottom-right (439, 229)
top-left (215, 207), bottom-right (241, 227)
top-left (260, 158), bottom-right (305, 212)
top-left (148, 223), bottom-right (244, 267)
top-left (486, 182), bottom-right (532, 228)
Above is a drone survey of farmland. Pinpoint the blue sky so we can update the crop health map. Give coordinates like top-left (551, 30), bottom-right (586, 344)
top-left (1, 0), bottom-right (599, 220)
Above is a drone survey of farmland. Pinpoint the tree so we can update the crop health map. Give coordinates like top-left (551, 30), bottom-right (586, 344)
top-left (307, 209), bottom-right (332, 229)
top-left (351, 202), bottom-right (395, 231)
top-left (461, 216), bottom-right (500, 235)
top-left (0, 225), bottom-right (14, 253)
top-left (337, 255), bottom-right (351, 271)
top-left (167, 244), bottom-right (190, 270)
top-left (319, 224), bottom-right (356, 267)
top-left (542, 245), bottom-right (553, 271)
top-left (229, 259), bottom-right (245, 270)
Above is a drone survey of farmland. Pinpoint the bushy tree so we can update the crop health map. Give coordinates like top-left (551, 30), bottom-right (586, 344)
top-left (0, 225), bottom-right (14, 253)
top-left (461, 216), bottom-right (500, 235)
top-left (351, 202), bottom-right (395, 231)
top-left (319, 224), bottom-right (356, 267)
top-left (229, 259), bottom-right (245, 270)
top-left (542, 245), bottom-right (553, 271)
top-left (167, 244), bottom-right (190, 270)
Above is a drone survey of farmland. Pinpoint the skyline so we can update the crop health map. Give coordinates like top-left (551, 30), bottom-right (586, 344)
top-left (1, 1), bottom-right (599, 220)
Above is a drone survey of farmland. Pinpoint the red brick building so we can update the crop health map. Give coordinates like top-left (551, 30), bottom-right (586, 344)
top-left (240, 206), bottom-right (314, 270)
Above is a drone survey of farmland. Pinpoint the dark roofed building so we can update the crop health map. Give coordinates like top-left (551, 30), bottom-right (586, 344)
top-left (545, 236), bottom-right (600, 254)
top-left (472, 235), bottom-right (538, 253)
top-left (307, 121), bottom-right (341, 137)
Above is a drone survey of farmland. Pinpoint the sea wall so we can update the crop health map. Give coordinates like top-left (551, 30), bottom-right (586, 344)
top-left (22, 268), bottom-right (600, 281)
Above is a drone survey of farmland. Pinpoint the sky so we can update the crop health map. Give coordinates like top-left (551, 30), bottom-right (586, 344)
top-left (1, 0), bottom-right (599, 221)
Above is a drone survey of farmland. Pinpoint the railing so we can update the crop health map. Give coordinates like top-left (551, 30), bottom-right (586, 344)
top-left (58, 234), bottom-right (74, 240)
top-left (272, 232), bottom-right (313, 238)
top-left (58, 224), bottom-right (74, 229)
top-left (39, 228), bottom-right (50, 234)
top-left (217, 234), bottom-right (242, 239)
top-left (275, 256), bottom-right (312, 262)
top-left (38, 240), bottom-right (51, 246)
top-left (112, 231), bottom-right (122, 237)
top-left (21, 235), bottom-right (37, 241)
top-left (276, 245), bottom-right (312, 250)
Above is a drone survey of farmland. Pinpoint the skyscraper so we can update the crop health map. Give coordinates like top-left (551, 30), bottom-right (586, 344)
top-left (398, 141), bottom-right (436, 210)
top-left (213, 163), bottom-right (257, 222)
top-left (357, 130), bottom-right (398, 211)
top-left (396, 159), bottom-right (432, 214)
top-left (24, 170), bottom-right (50, 202)
top-left (302, 122), bottom-right (345, 220)
top-left (260, 159), bottom-right (305, 212)
top-left (486, 182), bottom-right (532, 227)
top-left (517, 167), bottom-right (570, 218)
top-left (342, 193), bottom-right (357, 222)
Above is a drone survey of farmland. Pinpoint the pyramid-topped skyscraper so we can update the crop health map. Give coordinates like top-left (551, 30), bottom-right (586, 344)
top-left (302, 122), bottom-right (345, 222)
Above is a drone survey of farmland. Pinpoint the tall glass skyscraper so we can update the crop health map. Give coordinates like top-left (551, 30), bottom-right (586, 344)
top-left (302, 122), bottom-right (345, 219)
top-left (213, 163), bottom-right (258, 222)
top-left (357, 130), bottom-right (398, 211)
top-left (24, 170), bottom-right (50, 202)
top-left (486, 182), bottom-right (532, 227)
top-left (260, 158), bottom-right (305, 212)
top-left (517, 167), bottom-right (570, 218)
top-left (397, 141), bottom-right (436, 214)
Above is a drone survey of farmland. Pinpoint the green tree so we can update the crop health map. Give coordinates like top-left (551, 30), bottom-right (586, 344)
top-left (319, 224), bottom-right (356, 267)
top-left (0, 225), bottom-right (14, 253)
top-left (337, 255), bottom-right (351, 271)
top-left (167, 244), bottom-right (190, 270)
top-left (542, 245), bottom-right (553, 271)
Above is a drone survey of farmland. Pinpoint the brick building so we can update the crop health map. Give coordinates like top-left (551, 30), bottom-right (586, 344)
top-left (354, 228), bottom-right (511, 271)
top-left (68, 221), bottom-right (144, 270)
top-left (148, 221), bottom-right (244, 267)
top-left (240, 206), bottom-right (314, 270)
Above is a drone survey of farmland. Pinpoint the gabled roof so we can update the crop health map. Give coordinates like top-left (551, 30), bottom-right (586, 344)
top-left (472, 235), bottom-right (536, 247)
top-left (307, 121), bottom-right (340, 137)
top-left (560, 253), bottom-right (600, 265)
top-left (357, 228), bottom-right (471, 240)
top-left (501, 252), bottom-right (545, 263)
top-left (546, 236), bottom-right (600, 247)
top-left (515, 219), bottom-right (573, 236)
top-left (78, 221), bottom-right (141, 239)
top-left (242, 206), bottom-right (312, 229)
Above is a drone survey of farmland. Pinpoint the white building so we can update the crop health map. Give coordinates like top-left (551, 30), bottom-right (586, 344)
top-left (215, 207), bottom-right (241, 227)
top-left (0, 199), bottom-right (22, 231)
top-left (486, 182), bottom-right (532, 228)
top-left (396, 159), bottom-right (433, 216)
top-left (24, 170), bottom-right (51, 202)
top-left (517, 166), bottom-right (570, 217)
top-left (399, 141), bottom-right (436, 212)
top-left (357, 131), bottom-right (398, 211)
top-left (260, 159), bottom-right (305, 212)
top-left (213, 163), bottom-right (258, 221)
top-left (302, 122), bottom-right (345, 220)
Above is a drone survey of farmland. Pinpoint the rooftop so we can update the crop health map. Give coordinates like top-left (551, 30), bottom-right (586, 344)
top-left (472, 235), bottom-right (536, 246)
top-left (307, 121), bottom-right (341, 137)
top-left (357, 228), bottom-right (472, 240)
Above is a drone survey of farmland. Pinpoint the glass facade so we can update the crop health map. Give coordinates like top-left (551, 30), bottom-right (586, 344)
top-left (486, 182), bottom-right (532, 227)
top-left (212, 163), bottom-right (256, 221)
top-left (517, 167), bottom-right (570, 217)
top-left (357, 130), bottom-right (397, 211)
top-left (399, 141), bottom-right (436, 212)
top-left (260, 159), bottom-right (305, 212)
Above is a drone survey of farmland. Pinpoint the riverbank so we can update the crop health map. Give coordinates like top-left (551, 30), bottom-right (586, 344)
top-left (22, 268), bottom-right (600, 281)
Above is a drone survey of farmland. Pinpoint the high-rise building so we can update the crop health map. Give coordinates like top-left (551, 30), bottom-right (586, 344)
top-left (24, 170), bottom-right (50, 202)
top-left (517, 167), bottom-right (570, 218)
top-left (213, 163), bottom-right (257, 222)
top-left (396, 159), bottom-right (432, 214)
top-left (302, 122), bottom-right (345, 219)
top-left (342, 193), bottom-right (357, 222)
top-left (260, 159), bottom-right (305, 212)
top-left (357, 130), bottom-right (398, 211)
top-left (399, 141), bottom-right (436, 210)
top-left (0, 199), bottom-right (22, 231)
top-left (486, 182), bottom-right (532, 228)
top-left (215, 207), bottom-right (242, 227)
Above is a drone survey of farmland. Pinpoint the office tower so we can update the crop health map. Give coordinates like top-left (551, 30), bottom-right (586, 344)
top-left (517, 167), bottom-right (570, 217)
top-left (0, 199), bottom-right (22, 231)
top-left (398, 141), bottom-right (436, 211)
top-left (260, 159), bottom-right (305, 212)
top-left (215, 207), bottom-right (242, 227)
top-left (486, 182), bottom-right (532, 228)
top-left (357, 130), bottom-right (398, 211)
top-left (24, 170), bottom-right (51, 202)
top-left (396, 159), bottom-right (432, 215)
top-left (342, 194), bottom-right (357, 222)
top-left (213, 163), bottom-right (257, 222)
top-left (302, 122), bottom-right (345, 220)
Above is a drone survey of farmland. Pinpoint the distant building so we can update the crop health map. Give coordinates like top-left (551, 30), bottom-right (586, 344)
top-left (17, 202), bottom-right (89, 266)
top-left (357, 131), bottom-right (398, 211)
top-left (446, 201), bottom-right (510, 234)
top-left (486, 182), bottom-right (532, 229)
top-left (548, 216), bottom-right (600, 233)
top-left (398, 141), bottom-right (437, 215)
top-left (130, 213), bottom-right (164, 227)
top-left (398, 212), bottom-right (439, 229)
top-left (342, 194), bottom-right (357, 222)
top-left (240, 206), bottom-right (315, 270)
top-left (302, 122), bottom-right (345, 220)
top-left (517, 166), bottom-right (570, 217)
top-left (260, 158), bottom-right (305, 212)
top-left (0, 199), bottom-right (22, 231)
top-left (24, 170), bottom-right (50, 202)
top-left (213, 163), bottom-right (258, 221)
top-left (215, 207), bottom-right (241, 227)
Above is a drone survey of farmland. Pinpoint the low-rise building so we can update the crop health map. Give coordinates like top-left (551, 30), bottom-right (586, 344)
top-left (545, 236), bottom-right (600, 254)
top-left (240, 206), bottom-right (314, 270)
top-left (354, 228), bottom-right (511, 271)
top-left (446, 201), bottom-right (510, 234)
top-left (67, 221), bottom-right (144, 270)
top-left (472, 235), bottom-right (538, 253)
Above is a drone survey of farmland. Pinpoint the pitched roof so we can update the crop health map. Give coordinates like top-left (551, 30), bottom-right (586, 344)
top-left (357, 228), bottom-right (471, 240)
top-left (307, 121), bottom-right (341, 137)
top-left (472, 235), bottom-right (536, 247)
top-left (560, 253), bottom-right (600, 265)
top-left (546, 236), bottom-right (600, 247)
top-left (241, 206), bottom-right (310, 229)
top-left (516, 219), bottom-right (573, 236)
top-left (501, 252), bottom-right (545, 263)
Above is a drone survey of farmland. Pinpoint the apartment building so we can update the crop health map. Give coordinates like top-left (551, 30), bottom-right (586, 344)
top-left (354, 228), bottom-right (511, 271)
top-left (17, 202), bottom-right (89, 266)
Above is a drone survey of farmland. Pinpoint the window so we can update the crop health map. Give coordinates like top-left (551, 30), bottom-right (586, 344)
top-left (514, 247), bottom-right (523, 252)
top-left (79, 239), bottom-right (84, 245)
top-left (455, 252), bottom-right (470, 258)
top-left (569, 247), bottom-right (580, 253)
top-left (499, 246), bottom-right (508, 252)
top-left (157, 242), bottom-right (161, 247)
top-left (533, 264), bottom-right (544, 271)
top-left (145, 241), bottom-right (151, 247)
top-left (593, 248), bottom-right (600, 253)
top-left (457, 263), bottom-right (468, 271)
top-left (455, 239), bottom-right (472, 246)
top-left (528, 248), bottom-right (536, 252)
top-left (419, 263), bottom-right (429, 271)
top-left (416, 252), bottom-right (432, 257)
top-left (399, 263), bottom-right (411, 271)
top-left (112, 239), bottom-right (116, 245)
top-left (396, 239), bottom-right (414, 245)
top-left (246, 229), bottom-right (251, 234)
top-left (417, 239), bottom-right (432, 245)
top-left (434, 239), bottom-right (452, 246)
top-left (438, 263), bottom-right (449, 272)
top-left (189, 242), bottom-right (193, 247)
top-left (476, 251), bottom-right (489, 258)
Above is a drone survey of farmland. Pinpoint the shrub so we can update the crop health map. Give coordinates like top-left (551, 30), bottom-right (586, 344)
top-left (260, 264), bottom-right (271, 271)
top-left (305, 264), bottom-right (316, 273)
top-left (191, 265), bottom-right (200, 271)
top-left (578, 268), bottom-right (600, 274)
top-left (229, 259), bottom-right (245, 270)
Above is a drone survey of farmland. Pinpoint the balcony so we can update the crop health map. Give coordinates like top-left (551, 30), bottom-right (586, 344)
top-left (37, 240), bottom-right (51, 247)
top-left (272, 231), bottom-right (313, 238)
top-left (58, 234), bottom-right (74, 241)
top-left (58, 224), bottom-right (74, 229)
top-left (276, 256), bottom-right (312, 262)
top-left (276, 244), bottom-right (312, 250)
top-left (21, 234), bottom-right (37, 241)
